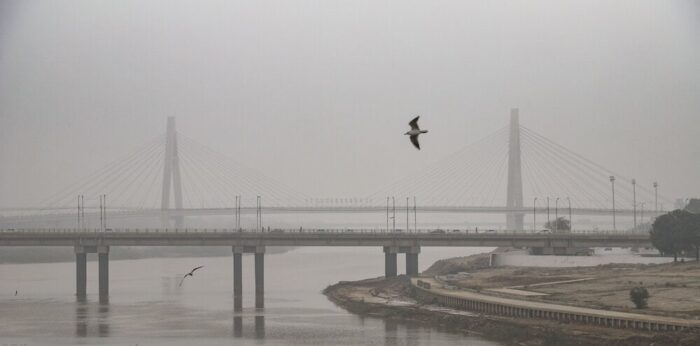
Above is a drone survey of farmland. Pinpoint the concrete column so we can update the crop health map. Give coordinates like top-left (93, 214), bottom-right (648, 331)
top-left (383, 246), bottom-right (397, 278)
top-left (75, 246), bottom-right (87, 297)
top-left (254, 247), bottom-right (265, 309)
top-left (405, 246), bottom-right (420, 276)
top-left (232, 247), bottom-right (243, 311)
top-left (98, 246), bottom-right (109, 298)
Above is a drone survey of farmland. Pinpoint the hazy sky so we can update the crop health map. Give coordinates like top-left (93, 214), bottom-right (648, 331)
top-left (1, 0), bottom-right (699, 208)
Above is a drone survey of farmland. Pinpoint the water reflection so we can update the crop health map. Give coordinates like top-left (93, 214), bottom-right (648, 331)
top-left (98, 299), bottom-right (110, 337)
top-left (75, 297), bottom-right (87, 337)
top-left (74, 297), bottom-right (110, 338)
top-left (384, 319), bottom-right (398, 346)
top-left (232, 311), bottom-right (265, 339)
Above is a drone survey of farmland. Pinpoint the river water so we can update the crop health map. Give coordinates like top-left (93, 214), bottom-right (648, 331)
top-left (0, 247), bottom-right (502, 345)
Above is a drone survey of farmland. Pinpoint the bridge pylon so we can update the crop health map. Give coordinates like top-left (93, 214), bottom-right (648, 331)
top-left (161, 117), bottom-right (184, 228)
top-left (506, 109), bottom-right (525, 231)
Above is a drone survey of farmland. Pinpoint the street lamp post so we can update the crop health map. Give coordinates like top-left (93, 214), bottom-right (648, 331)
top-left (555, 197), bottom-right (560, 232)
top-left (632, 179), bottom-right (637, 229)
top-left (406, 197), bottom-right (409, 232)
top-left (610, 176), bottom-right (616, 231)
top-left (392, 197), bottom-right (396, 232)
top-left (653, 182), bottom-right (658, 214)
top-left (386, 197), bottom-right (389, 232)
top-left (567, 197), bottom-right (572, 231)
top-left (640, 202), bottom-right (645, 225)
top-left (547, 197), bottom-right (550, 228)
top-left (533, 197), bottom-right (538, 232)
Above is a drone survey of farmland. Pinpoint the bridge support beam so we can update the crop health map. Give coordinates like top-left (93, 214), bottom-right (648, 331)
top-left (384, 246), bottom-right (398, 278)
top-left (98, 246), bottom-right (109, 299)
top-left (255, 247), bottom-right (265, 309)
top-left (75, 247), bottom-right (87, 297)
top-left (232, 245), bottom-right (265, 310)
top-left (405, 246), bottom-right (420, 276)
top-left (233, 249), bottom-right (243, 311)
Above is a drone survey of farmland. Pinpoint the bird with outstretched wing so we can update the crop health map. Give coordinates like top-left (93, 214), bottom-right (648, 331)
top-left (404, 116), bottom-right (428, 150)
top-left (179, 265), bottom-right (204, 287)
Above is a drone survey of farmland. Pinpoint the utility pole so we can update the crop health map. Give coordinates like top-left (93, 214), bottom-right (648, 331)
top-left (610, 176), bottom-right (616, 231)
top-left (632, 179), bottom-right (637, 229)
top-left (533, 197), bottom-right (537, 231)
top-left (546, 197), bottom-right (550, 228)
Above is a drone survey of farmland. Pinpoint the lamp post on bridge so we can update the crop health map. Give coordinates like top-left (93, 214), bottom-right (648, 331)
top-left (406, 197), bottom-right (409, 233)
top-left (653, 182), bottom-right (658, 215)
top-left (632, 179), bottom-right (637, 229)
top-left (610, 176), bottom-right (616, 231)
top-left (546, 197), bottom-right (550, 228)
top-left (555, 197), bottom-right (560, 233)
top-left (533, 197), bottom-right (538, 232)
top-left (567, 197), bottom-right (572, 231)
top-left (386, 197), bottom-right (389, 232)
top-left (413, 196), bottom-right (417, 233)
top-left (392, 196), bottom-right (396, 232)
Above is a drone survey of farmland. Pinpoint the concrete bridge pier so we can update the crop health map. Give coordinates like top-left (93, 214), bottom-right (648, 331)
top-left (75, 246), bottom-right (87, 297)
top-left (232, 249), bottom-right (243, 311)
top-left (254, 247), bottom-right (265, 309)
top-left (74, 245), bottom-right (109, 299)
top-left (405, 246), bottom-right (420, 276)
top-left (383, 246), bottom-right (398, 278)
top-left (98, 246), bottom-right (109, 299)
top-left (232, 246), bottom-right (265, 309)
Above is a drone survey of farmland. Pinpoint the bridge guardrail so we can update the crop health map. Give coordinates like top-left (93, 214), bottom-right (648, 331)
top-left (0, 227), bottom-right (649, 237)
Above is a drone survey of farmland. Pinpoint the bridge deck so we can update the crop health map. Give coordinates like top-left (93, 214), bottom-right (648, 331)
top-left (0, 229), bottom-right (651, 248)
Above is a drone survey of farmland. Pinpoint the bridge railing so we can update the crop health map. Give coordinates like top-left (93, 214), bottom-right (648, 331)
top-left (0, 227), bottom-right (648, 236)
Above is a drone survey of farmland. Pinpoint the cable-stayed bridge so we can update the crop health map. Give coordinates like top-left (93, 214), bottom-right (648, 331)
top-left (0, 110), bottom-right (670, 230)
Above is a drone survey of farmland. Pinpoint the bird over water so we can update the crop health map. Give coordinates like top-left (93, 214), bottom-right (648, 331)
top-left (179, 265), bottom-right (204, 287)
top-left (405, 116), bottom-right (428, 150)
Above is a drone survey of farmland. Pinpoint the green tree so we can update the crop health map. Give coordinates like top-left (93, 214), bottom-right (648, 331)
top-left (544, 217), bottom-right (570, 232)
top-left (650, 209), bottom-right (696, 261)
top-left (629, 287), bottom-right (649, 309)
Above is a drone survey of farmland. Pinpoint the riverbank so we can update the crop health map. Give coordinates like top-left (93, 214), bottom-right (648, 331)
top-left (323, 254), bottom-right (700, 345)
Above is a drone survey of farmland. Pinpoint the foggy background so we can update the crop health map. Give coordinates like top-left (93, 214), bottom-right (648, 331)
top-left (1, 0), bottom-right (699, 209)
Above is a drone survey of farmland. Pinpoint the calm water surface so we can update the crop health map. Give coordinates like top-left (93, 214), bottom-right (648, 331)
top-left (0, 247), bottom-right (502, 345)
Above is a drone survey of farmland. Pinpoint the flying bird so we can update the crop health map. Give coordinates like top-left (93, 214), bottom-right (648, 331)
top-left (179, 265), bottom-right (204, 287)
top-left (405, 116), bottom-right (428, 150)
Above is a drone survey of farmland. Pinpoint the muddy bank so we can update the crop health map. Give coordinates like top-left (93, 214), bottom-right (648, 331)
top-left (323, 254), bottom-right (700, 346)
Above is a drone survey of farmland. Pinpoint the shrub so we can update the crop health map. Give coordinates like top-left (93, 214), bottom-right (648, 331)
top-left (629, 287), bottom-right (649, 309)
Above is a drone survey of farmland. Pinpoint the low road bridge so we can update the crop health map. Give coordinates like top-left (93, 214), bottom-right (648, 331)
top-left (0, 228), bottom-right (652, 310)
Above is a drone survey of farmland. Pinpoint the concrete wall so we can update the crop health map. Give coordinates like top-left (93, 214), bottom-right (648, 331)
top-left (413, 286), bottom-right (692, 332)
